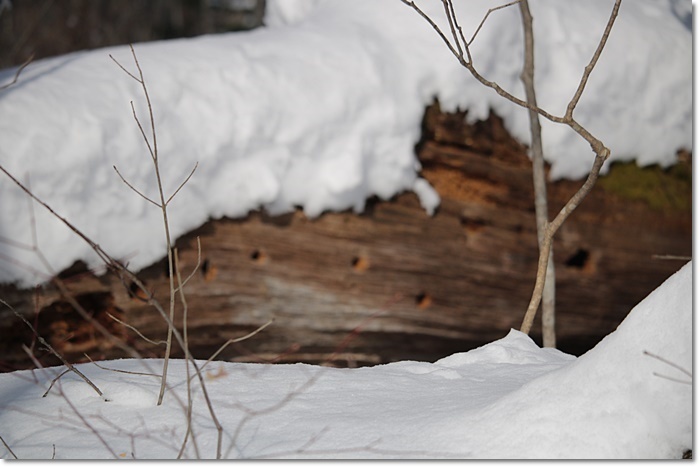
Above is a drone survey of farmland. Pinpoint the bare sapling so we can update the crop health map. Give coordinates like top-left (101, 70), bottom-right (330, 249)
top-left (110, 45), bottom-right (227, 458)
top-left (0, 45), bottom-right (277, 459)
top-left (399, 0), bottom-right (621, 340)
top-left (109, 45), bottom-right (197, 405)
top-left (517, 0), bottom-right (555, 347)
top-left (109, 44), bottom-right (198, 405)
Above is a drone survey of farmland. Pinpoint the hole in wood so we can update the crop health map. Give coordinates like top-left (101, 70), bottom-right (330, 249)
top-left (128, 280), bottom-right (149, 302)
top-left (201, 258), bottom-right (218, 282)
top-left (250, 249), bottom-right (268, 264)
top-left (415, 291), bottom-right (432, 309)
top-left (565, 248), bottom-right (590, 269)
top-left (351, 255), bottom-right (370, 272)
top-left (460, 216), bottom-right (487, 234)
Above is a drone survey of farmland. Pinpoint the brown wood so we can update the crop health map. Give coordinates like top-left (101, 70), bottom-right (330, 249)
top-left (0, 103), bottom-right (691, 370)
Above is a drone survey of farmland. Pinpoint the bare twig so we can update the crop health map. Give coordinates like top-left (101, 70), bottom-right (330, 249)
top-left (42, 369), bottom-right (71, 397)
top-left (112, 165), bottom-right (160, 208)
top-left (0, 53), bottom-right (34, 91)
top-left (652, 254), bottom-right (691, 261)
top-left (167, 162), bottom-right (199, 206)
top-left (199, 319), bottom-right (275, 371)
top-left (0, 435), bottom-right (18, 459)
top-left (106, 311), bottom-right (167, 347)
top-left (565, 0), bottom-right (623, 120)
top-left (175, 243), bottom-right (223, 459)
top-left (468, 0), bottom-right (522, 47)
top-left (175, 237), bottom-right (202, 293)
top-left (174, 248), bottom-right (199, 460)
top-left (643, 350), bottom-right (692, 381)
top-left (1, 298), bottom-right (103, 398)
top-left (84, 354), bottom-right (161, 378)
top-left (21, 344), bottom-right (43, 383)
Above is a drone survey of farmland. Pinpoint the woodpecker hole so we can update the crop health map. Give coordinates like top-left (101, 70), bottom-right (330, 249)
top-left (461, 217), bottom-right (486, 234)
top-left (128, 280), bottom-right (149, 302)
top-left (351, 255), bottom-right (370, 272)
top-left (250, 249), bottom-right (268, 264)
top-left (565, 248), bottom-right (590, 269)
top-left (415, 291), bottom-right (432, 309)
top-left (201, 258), bottom-right (218, 281)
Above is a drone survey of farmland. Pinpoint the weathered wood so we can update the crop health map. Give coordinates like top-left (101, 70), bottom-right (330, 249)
top-left (0, 104), bottom-right (691, 370)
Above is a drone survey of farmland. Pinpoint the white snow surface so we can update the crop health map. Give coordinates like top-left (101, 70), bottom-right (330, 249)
top-left (0, 0), bottom-right (691, 287)
top-left (0, 261), bottom-right (691, 459)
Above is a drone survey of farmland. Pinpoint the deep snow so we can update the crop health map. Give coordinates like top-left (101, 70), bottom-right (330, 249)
top-left (0, 261), bottom-right (691, 459)
top-left (0, 0), bottom-right (692, 287)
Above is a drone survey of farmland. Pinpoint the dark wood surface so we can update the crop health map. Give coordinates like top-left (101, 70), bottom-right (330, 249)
top-left (0, 104), bottom-right (691, 370)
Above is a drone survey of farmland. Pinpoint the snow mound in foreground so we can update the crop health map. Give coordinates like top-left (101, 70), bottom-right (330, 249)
top-left (442, 260), bottom-right (692, 459)
top-left (0, 262), bottom-right (690, 459)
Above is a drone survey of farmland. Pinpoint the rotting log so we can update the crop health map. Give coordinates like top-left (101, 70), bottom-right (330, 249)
top-left (0, 103), bottom-right (691, 370)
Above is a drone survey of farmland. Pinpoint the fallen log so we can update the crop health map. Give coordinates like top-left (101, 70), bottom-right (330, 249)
top-left (0, 103), bottom-right (691, 370)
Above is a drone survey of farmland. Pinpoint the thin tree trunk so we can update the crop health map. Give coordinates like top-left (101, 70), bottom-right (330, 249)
top-left (518, 0), bottom-right (556, 347)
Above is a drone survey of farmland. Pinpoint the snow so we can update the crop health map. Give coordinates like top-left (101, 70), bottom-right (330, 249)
top-left (0, 0), bottom-right (692, 287)
top-left (0, 261), bottom-right (691, 459)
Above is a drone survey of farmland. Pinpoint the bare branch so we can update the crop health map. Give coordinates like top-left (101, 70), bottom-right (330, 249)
top-left (643, 350), bottom-right (692, 378)
top-left (651, 254), bottom-right (691, 261)
top-left (445, 0), bottom-right (469, 56)
top-left (42, 369), bottom-right (71, 397)
top-left (129, 101), bottom-right (156, 161)
top-left (175, 237), bottom-right (202, 292)
top-left (398, 0), bottom-right (463, 60)
top-left (0, 53), bottom-right (34, 91)
top-left (109, 54), bottom-right (142, 83)
top-left (113, 165), bottom-right (161, 208)
top-left (441, 0), bottom-right (464, 58)
top-left (106, 311), bottom-right (166, 346)
top-left (85, 354), bottom-right (161, 377)
top-left (1, 298), bottom-right (104, 398)
top-left (166, 161), bottom-right (199, 206)
top-left (468, 0), bottom-right (522, 47)
top-left (565, 0), bottom-right (622, 119)
top-left (0, 435), bottom-right (18, 459)
top-left (200, 319), bottom-right (275, 370)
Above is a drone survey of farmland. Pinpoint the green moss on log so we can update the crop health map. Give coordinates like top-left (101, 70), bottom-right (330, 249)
top-left (598, 158), bottom-right (691, 212)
